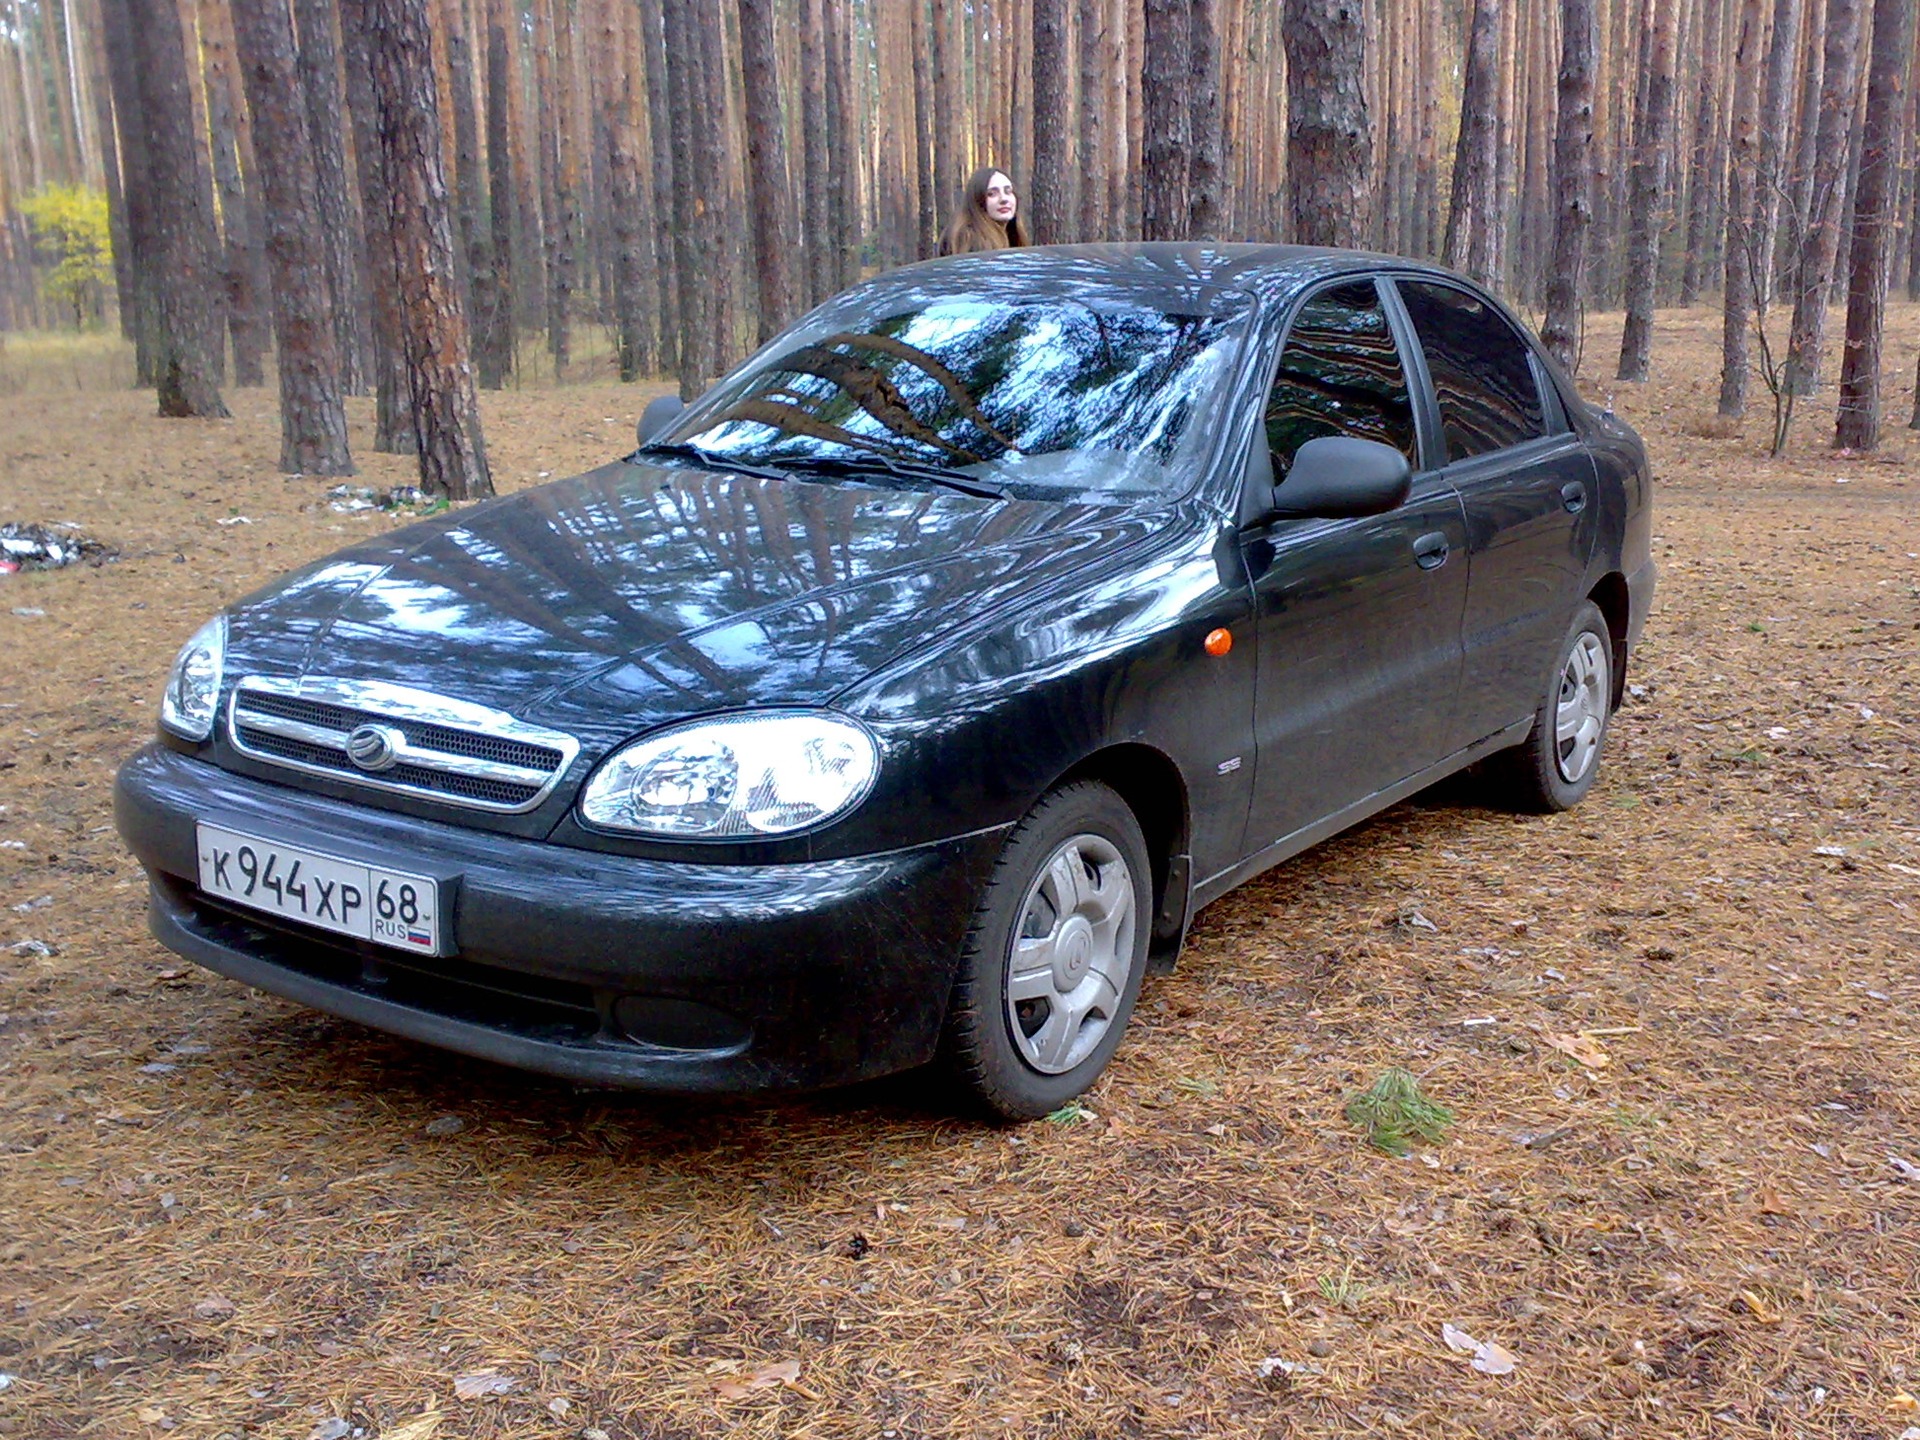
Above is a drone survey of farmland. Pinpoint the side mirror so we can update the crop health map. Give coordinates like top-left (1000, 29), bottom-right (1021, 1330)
top-left (636, 394), bottom-right (686, 447)
top-left (1271, 436), bottom-right (1412, 520)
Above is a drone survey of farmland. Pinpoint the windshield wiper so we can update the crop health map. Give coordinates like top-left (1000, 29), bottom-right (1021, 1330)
top-left (781, 451), bottom-right (1009, 500)
top-left (634, 441), bottom-right (793, 484)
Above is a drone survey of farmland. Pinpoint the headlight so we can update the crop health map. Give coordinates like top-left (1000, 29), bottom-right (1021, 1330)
top-left (159, 614), bottom-right (228, 742)
top-left (579, 711), bottom-right (879, 839)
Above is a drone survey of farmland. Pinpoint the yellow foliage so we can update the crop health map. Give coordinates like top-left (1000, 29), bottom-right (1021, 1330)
top-left (19, 184), bottom-right (114, 328)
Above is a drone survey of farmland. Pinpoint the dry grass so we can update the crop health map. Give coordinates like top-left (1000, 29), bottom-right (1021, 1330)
top-left (1, 304), bottom-right (1918, 1440)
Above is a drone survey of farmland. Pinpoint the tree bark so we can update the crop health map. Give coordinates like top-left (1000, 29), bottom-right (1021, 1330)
top-left (347, 0), bottom-right (493, 497)
top-left (1280, 0), bottom-right (1373, 248)
top-left (123, 0), bottom-right (227, 416)
top-left (1751, 0), bottom-right (1805, 305)
top-left (662, 0), bottom-right (710, 399)
top-left (337, 0), bottom-right (414, 452)
top-left (1187, 0), bottom-right (1223, 239)
top-left (821, 0), bottom-right (856, 286)
top-left (293, 0), bottom-right (368, 392)
top-left (1444, 0), bottom-right (1501, 280)
top-left (1783, 0), bottom-right (1861, 394)
top-left (1718, 0), bottom-right (1767, 414)
top-left (481, 0), bottom-right (517, 386)
top-left (439, 0), bottom-right (499, 390)
top-left (1140, 0), bottom-right (1190, 239)
top-left (1833, 0), bottom-right (1913, 447)
top-left (197, 0), bottom-right (270, 387)
top-left (1616, 0), bottom-right (1678, 381)
top-left (1542, 0), bottom-right (1596, 373)
top-left (1076, 0), bottom-right (1109, 240)
top-left (737, 0), bottom-right (793, 342)
top-left (637, 0), bottom-right (678, 371)
top-left (910, 0), bottom-right (937, 256)
top-left (1030, 0), bottom-right (1069, 242)
top-left (1679, 0), bottom-right (1727, 303)
top-left (230, 0), bottom-right (353, 474)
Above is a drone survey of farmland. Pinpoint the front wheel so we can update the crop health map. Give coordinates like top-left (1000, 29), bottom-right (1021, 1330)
top-left (1495, 600), bottom-right (1615, 813)
top-left (942, 780), bottom-right (1152, 1122)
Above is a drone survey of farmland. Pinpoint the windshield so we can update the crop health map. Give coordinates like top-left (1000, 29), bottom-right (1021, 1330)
top-left (651, 271), bottom-right (1254, 502)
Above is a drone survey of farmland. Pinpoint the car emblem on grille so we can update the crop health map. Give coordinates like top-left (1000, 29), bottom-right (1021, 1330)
top-left (344, 723), bottom-right (405, 772)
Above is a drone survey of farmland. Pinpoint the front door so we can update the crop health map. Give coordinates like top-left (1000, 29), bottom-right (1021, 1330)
top-left (1240, 278), bottom-right (1469, 854)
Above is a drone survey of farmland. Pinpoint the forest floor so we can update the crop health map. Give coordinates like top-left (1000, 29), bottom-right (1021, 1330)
top-left (1, 304), bottom-right (1917, 1440)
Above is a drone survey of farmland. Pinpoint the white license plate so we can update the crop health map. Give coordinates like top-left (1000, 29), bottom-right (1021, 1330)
top-left (195, 824), bottom-right (444, 956)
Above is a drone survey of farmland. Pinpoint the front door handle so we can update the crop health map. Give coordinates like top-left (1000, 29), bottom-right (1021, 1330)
top-left (1561, 481), bottom-right (1588, 513)
top-left (1413, 532), bottom-right (1450, 570)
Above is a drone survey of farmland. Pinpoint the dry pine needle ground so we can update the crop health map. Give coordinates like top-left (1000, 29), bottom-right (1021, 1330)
top-left (1, 307), bottom-right (1917, 1439)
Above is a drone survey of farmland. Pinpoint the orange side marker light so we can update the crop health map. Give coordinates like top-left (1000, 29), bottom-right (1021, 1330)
top-left (1204, 627), bottom-right (1233, 657)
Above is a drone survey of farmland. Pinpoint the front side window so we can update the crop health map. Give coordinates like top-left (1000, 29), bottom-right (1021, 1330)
top-left (653, 275), bottom-right (1254, 502)
top-left (1263, 280), bottom-right (1418, 480)
top-left (1398, 280), bottom-right (1546, 462)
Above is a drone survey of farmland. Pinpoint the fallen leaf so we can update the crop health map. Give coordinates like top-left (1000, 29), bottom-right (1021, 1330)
top-left (192, 1295), bottom-right (235, 1318)
top-left (1889, 1391), bottom-right (1918, 1413)
top-left (1471, 1339), bottom-right (1520, 1375)
top-left (713, 1359), bottom-right (802, 1399)
top-left (1441, 1323), bottom-right (1479, 1354)
top-left (1736, 1289), bottom-right (1781, 1324)
top-left (547, 1396), bottom-right (571, 1418)
top-left (1542, 1031), bottom-right (1611, 1068)
top-left (309, 1420), bottom-right (350, 1440)
top-left (424, 1115), bottom-right (465, 1137)
top-left (453, 1370), bottom-right (517, 1400)
top-left (137, 1407), bottom-right (166, 1424)
top-left (376, 1414), bottom-right (443, 1440)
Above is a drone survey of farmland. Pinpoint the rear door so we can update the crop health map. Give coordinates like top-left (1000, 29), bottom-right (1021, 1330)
top-left (1239, 278), bottom-right (1469, 853)
top-left (1388, 278), bottom-right (1600, 742)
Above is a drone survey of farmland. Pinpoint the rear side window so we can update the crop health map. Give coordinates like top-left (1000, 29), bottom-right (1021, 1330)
top-left (1264, 280), bottom-right (1418, 480)
top-left (1399, 280), bottom-right (1545, 462)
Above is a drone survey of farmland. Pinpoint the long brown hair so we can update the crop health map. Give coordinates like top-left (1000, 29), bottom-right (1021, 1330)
top-left (939, 166), bottom-right (1030, 254)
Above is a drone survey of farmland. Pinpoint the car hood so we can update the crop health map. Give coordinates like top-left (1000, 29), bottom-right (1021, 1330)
top-left (224, 459), bottom-right (1158, 746)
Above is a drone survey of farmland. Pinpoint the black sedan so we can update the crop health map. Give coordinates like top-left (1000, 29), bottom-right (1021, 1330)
top-left (116, 245), bottom-right (1655, 1120)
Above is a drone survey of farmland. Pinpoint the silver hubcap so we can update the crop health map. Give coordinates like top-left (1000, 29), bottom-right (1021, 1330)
top-left (1005, 834), bottom-right (1137, 1075)
top-left (1554, 631), bottom-right (1609, 784)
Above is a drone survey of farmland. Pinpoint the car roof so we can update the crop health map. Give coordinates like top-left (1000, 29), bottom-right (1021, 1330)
top-left (883, 242), bottom-right (1468, 306)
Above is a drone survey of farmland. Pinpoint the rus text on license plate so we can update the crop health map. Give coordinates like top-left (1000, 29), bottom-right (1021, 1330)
top-left (195, 824), bottom-right (443, 955)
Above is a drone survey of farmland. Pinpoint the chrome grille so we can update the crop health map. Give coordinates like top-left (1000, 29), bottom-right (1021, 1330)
top-left (228, 676), bottom-right (581, 814)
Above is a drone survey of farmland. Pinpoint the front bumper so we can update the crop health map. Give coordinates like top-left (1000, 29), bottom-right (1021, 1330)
top-left (115, 743), bottom-right (1008, 1093)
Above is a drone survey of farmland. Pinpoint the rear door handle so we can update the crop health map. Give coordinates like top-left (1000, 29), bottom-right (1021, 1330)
top-left (1413, 532), bottom-right (1450, 570)
top-left (1561, 481), bottom-right (1588, 513)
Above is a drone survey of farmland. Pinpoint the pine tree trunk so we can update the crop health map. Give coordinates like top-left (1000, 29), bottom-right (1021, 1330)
top-left (338, 0), bottom-right (415, 452)
top-left (821, 0), bottom-right (856, 285)
top-left (910, 0), bottom-right (937, 256)
top-left (1783, 0), bottom-right (1861, 394)
top-left (693, 4), bottom-right (734, 367)
top-left (932, 0), bottom-right (959, 209)
top-left (230, 0), bottom-right (353, 474)
top-left (82, 5), bottom-right (136, 341)
top-left (1679, 0), bottom-right (1726, 303)
top-left (1751, 0), bottom-right (1804, 305)
top-left (1280, 0), bottom-right (1372, 248)
top-left (737, 0), bottom-right (793, 342)
top-left (293, 0), bottom-right (368, 392)
top-left (480, 0), bottom-right (516, 386)
top-left (800, 0), bottom-right (829, 295)
top-left (1616, 0), bottom-right (1677, 380)
top-left (1188, 0), bottom-right (1223, 239)
top-left (124, 0), bottom-right (227, 416)
top-left (348, 0), bottom-right (492, 495)
top-left (1077, 0), bottom-right (1109, 239)
top-left (440, 0), bottom-right (499, 389)
top-left (1717, 0), bottom-right (1767, 414)
top-left (198, 0), bottom-right (270, 387)
top-left (662, 0), bottom-right (709, 399)
top-left (1444, 0), bottom-right (1500, 281)
top-left (1140, 0), bottom-right (1190, 239)
top-left (1030, 0), bottom-right (1069, 242)
top-left (1542, 0), bottom-right (1595, 373)
top-left (638, 0), bottom-right (678, 371)
top-left (1832, 0), bottom-right (1912, 448)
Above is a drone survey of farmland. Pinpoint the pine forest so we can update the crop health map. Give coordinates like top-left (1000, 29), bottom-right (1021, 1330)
top-left (1, 0), bottom-right (1917, 492)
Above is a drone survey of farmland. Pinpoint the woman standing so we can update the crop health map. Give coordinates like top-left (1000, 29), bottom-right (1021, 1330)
top-left (939, 167), bottom-right (1031, 254)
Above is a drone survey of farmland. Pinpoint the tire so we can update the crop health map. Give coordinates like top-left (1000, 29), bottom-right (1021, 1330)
top-left (1496, 600), bottom-right (1615, 813)
top-left (942, 780), bottom-right (1152, 1122)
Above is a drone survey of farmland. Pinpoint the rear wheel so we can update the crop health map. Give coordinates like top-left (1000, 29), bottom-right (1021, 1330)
top-left (1496, 600), bottom-right (1614, 812)
top-left (942, 780), bottom-right (1151, 1122)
